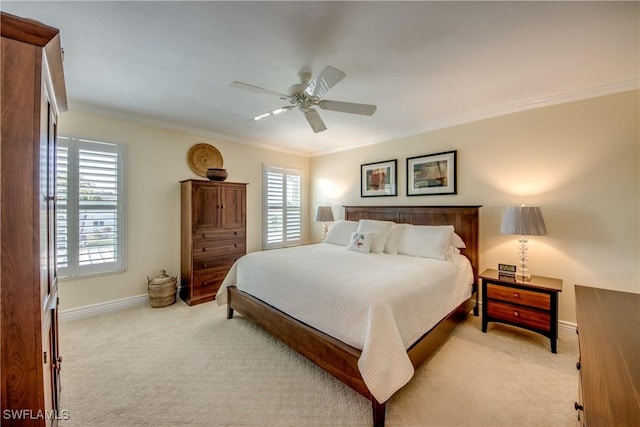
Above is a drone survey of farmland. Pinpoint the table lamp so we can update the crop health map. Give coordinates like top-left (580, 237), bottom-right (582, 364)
top-left (315, 206), bottom-right (334, 240)
top-left (500, 205), bottom-right (547, 280)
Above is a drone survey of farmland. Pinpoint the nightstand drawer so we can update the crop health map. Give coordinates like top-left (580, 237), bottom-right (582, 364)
top-left (487, 283), bottom-right (550, 310)
top-left (487, 301), bottom-right (551, 332)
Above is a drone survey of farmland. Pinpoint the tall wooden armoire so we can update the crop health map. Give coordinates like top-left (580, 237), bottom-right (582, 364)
top-left (1, 12), bottom-right (67, 425)
top-left (180, 180), bottom-right (247, 305)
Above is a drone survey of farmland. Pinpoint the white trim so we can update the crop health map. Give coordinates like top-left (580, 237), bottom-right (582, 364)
top-left (559, 319), bottom-right (577, 333)
top-left (72, 79), bottom-right (638, 158)
top-left (71, 102), bottom-right (308, 157)
top-left (59, 294), bottom-right (149, 322)
top-left (310, 79), bottom-right (640, 156)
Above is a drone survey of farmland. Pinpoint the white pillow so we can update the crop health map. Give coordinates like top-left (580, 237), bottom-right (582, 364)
top-left (451, 232), bottom-right (466, 249)
top-left (446, 245), bottom-right (461, 260)
top-left (324, 220), bottom-right (358, 246)
top-left (397, 225), bottom-right (454, 260)
top-left (356, 219), bottom-right (395, 254)
top-left (384, 223), bottom-right (410, 255)
top-left (346, 232), bottom-right (374, 253)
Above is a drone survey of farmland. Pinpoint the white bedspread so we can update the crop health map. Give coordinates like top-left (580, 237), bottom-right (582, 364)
top-left (216, 243), bottom-right (473, 403)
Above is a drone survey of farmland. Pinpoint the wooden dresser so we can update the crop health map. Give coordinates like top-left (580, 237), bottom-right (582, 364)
top-left (574, 285), bottom-right (640, 426)
top-left (180, 180), bottom-right (247, 305)
top-left (1, 12), bottom-right (67, 425)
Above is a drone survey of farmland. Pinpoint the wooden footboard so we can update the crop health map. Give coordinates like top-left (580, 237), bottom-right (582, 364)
top-left (227, 284), bottom-right (477, 427)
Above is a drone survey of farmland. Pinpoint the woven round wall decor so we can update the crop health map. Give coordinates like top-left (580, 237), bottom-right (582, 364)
top-left (187, 143), bottom-right (223, 177)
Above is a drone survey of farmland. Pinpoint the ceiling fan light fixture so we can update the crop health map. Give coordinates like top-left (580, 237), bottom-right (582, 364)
top-left (232, 65), bottom-right (376, 132)
top-left (252, 106), bottom-right (293, 121)
top-left (253, 112), bottom-right (271, 121)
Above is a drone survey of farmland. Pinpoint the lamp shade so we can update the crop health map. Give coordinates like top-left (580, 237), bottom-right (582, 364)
top-left (500, 206), bottom-right (547, 236)
top-left (315, 206), bottom-right (334, 222)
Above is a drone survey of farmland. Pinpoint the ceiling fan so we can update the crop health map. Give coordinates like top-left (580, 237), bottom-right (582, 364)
top-left (230, 66), bottom-right (377, 133)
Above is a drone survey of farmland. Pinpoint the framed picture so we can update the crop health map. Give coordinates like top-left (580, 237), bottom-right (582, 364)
top-left (361, 159), bottom-right (397, 197)
top-left (406, 150), bottom-right (457, 196)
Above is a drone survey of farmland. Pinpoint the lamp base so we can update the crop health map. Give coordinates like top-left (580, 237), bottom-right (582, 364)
top-left (517, 236), bottom-right (531, 281)
top-left (321, 222), bottom-right (329, 240)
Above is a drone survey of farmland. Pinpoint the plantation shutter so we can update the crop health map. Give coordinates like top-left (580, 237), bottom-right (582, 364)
top-left (56, 137), bottom-right (126, 278)
top-left (263, 165), bottom-right (302, 249)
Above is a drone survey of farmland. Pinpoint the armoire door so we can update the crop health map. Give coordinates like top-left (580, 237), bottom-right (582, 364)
top-left (193, 183), bottom-right (221, 230)
top-left (221, 185), bottom-right (246, 229)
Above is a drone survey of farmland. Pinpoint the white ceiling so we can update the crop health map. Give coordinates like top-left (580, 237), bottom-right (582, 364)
top-left (2, 1), bottom-right (638, 156)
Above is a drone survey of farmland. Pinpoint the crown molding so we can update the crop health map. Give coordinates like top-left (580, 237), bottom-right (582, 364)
top-left (70, 79), bottom-right (638, 159)
top-left (310, 79), bottom-right (639, 157)
top-left (69, 102), bottom-right (311, 157)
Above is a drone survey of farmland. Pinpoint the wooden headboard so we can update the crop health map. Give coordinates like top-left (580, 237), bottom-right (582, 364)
top-left (344, 205), bottom-right (481, 285)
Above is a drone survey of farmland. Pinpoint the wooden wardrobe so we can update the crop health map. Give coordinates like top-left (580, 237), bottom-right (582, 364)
top-left (1, 12), bottom-right (67, 425)
top-left (180, 180), bottom-right (247, 305)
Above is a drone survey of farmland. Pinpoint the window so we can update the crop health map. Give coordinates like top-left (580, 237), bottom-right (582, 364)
top-left (56, 137), bottom-right (126, 278)
top-left (263, 165), bottom-right (301, 249)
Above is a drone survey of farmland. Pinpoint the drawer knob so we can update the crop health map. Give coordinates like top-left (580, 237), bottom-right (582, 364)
top-left (576, 361), bottom-right (581, 371)
top-left (203, 281), bottom-right (209, 286)
top-left (234, 243), bottom-right (238, 247)
top-left (513, 311), bottom-right (520, 317)
top-left (234, 231), bottom-right (237, 235)
top-left (574, 402), bottom-right (583, 411)
top-left (202, 264), bottom-right (208, 268)
top-left (202, 233), bottom-right (208, 238)
top-left (513, 292), bottom-right (520, 299)
top-left (202, 248), bottom-right (207, 251)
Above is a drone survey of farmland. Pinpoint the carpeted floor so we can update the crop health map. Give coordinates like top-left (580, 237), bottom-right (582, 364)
top-left (59, 299), bottom-right (580, 426)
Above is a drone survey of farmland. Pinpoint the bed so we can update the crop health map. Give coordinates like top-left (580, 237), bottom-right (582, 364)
top-left (217, 205), bottom-right (480, 426)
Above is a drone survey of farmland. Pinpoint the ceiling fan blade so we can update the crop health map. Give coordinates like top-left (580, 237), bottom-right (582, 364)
top-left (317, 100), bottom-right (377, 116)
top-left (304, 66), bottom-right (346, 98)
top-left (230, 81), bottom-right (289, 98)
top-left (303, 108), bottom-right (327, 133)
top-left (250, 105), bottom-right (294, 121)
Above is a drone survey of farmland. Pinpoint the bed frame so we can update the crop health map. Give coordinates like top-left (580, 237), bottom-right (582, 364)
top-left (226, 205), bottom-right (481, 427)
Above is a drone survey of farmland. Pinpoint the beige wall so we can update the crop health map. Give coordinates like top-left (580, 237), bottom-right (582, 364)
top-left (59, 91), bottom-right (639, 323)
top-left (58, 110), bottom-right (309, 310)
top-left (310, 90), bottom-right (640, 324)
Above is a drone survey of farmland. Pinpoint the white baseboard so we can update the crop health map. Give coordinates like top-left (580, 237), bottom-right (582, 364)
top-left (61, 294), bottom-right (579, 333)
top-left (59, 294), bottom-right (149, 322)
top-left (559, 319), bottom-right (577, 333)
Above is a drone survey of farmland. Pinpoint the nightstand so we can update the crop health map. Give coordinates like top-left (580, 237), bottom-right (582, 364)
top-left (480, 268), bottom-right (562, 353)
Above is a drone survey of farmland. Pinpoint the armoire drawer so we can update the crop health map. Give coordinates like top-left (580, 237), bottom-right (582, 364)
top-left (193, 239), bottom-right (245, 258)
top-left (192, 254), bottom-right (241, 272)
top-left (194, 228), bottom-right (245, 241)
top-left (193, 269), bottom-right (229, 296)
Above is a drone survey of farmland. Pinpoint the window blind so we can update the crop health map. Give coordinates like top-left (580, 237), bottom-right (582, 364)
top-left (263, 165), bottom-right (301, 249)
top-left (56, 137), bottom-right (126, 278)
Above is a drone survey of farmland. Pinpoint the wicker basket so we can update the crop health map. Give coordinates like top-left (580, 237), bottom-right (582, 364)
top-left (147, 270), bottom-right (177, 308)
